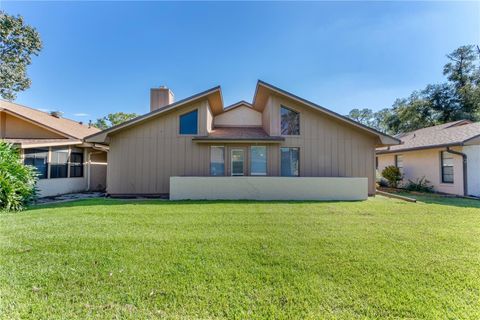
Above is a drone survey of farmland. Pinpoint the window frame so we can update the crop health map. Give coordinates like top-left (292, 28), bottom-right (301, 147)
top-left (250, 146), bottom-right (267, 176)
top-left (69, 150), bottom-right (84, 178)
top-left (395, 154), bottom-right (404, 177)
top-left (23, 148), bottom-right (49, 179)
top-left (210, 146), bottom-right (225, 176)
top-left (280, 105), bottom-right (300, 136)
top-left (50, 147), bottom-right (69, 179)
top-left (178, 109), bottom-right (199, 136)
top-left (440, 151), bottom-right (454, 184)
top-left (280, 147), bottom-right (300, 177)
top-left (231, 148), bottom-right (245, 176)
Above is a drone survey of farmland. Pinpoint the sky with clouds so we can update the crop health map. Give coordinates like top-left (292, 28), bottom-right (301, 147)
top-left (3, 1), bottom-right (479, 122)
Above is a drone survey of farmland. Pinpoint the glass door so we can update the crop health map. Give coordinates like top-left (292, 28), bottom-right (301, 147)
top-left (231, 149), bottom-right (245, 176)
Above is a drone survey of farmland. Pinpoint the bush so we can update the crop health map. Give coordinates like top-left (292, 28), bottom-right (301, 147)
top-left (0, 141), bottom-right (38, 211)
top-left (381, 165), bottom-right (402, 188)
top-left (405, 177), bottom-right (434, 193)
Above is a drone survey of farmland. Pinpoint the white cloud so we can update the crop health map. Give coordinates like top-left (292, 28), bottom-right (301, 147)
top-left (73, 113), bottom-right (89, 117)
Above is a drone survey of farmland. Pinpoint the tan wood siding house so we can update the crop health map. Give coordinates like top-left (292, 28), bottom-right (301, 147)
top-left (87, 81), bottom-right (399, 199)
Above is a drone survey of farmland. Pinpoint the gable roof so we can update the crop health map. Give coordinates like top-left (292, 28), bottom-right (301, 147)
top-left (223, 100), bottom-right (256, 112)
top-left (0, 100), bottom-right (99, 140)
top-left (86, 80), bottom-right (400, 146)
top-left (376, 120), bottom-right (480, 154)
top-left (86, 86), bottom-right (222, 143)
top-left (252, 80), bottom-right (400, 146)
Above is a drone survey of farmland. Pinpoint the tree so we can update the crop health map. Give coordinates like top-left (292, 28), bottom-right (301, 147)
top-left (347, 44), bottom-right (480, 135)
top-left (93, 112), bottom-right (139, 130)
top-left (443, 45), bottom-right (480, 120)
top-left (347, 108), bottom-right (375, 127)
top-left (0, 141), bottom-right (37, 211)
top-left (0, 11), bottom-right (42, 100)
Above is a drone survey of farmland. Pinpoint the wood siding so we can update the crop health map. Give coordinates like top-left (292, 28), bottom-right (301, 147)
top-left (107, 94), bottom-right (378, 195)
top-left (1, 112), bottom-right (65, 139)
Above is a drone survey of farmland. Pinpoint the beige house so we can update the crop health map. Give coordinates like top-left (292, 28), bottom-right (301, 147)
top-left (376, 120), bottom-right (480, 197)
top-left (0, 100), bottom-right (108, 197)
top-left (87, 81), bottom-right (399, 200)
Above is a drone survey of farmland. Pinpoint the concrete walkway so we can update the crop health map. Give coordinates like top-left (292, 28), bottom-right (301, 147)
top-left (35, 192), bottom-right (105, 205)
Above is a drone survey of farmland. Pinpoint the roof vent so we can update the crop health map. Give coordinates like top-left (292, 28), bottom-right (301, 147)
top-left (50, 111), bottom-right (63, 118)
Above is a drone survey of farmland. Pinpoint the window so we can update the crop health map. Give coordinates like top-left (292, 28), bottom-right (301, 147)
top-left (50, 148), bottom-right (69, 178)
top-left (24, 148), bottom-right (48, 179)
top-left (250, 146), bottom-right (267, 175)
top-left (231, 149), bottom-right (245, 176)
top-left (395, 154), bottom-right (404, 175)
top-left (210, 146), bottom-right (225, 176)
top-left (179, 109), bottom-right (198, 135)
top-left (69, 149), bottom-right (84, 178)
top-left (281, 106), bottom-right (300, 135)
top-left (441, 151), bottom-right (454, 183)
top-left (280, 147), bottom-right (299, 176)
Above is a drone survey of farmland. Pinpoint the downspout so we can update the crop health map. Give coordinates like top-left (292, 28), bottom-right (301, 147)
top-left (446, 147), bottom-right (468, 196)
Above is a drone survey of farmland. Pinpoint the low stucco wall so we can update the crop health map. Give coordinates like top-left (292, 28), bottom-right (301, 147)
top-left (37, 177), bottom-right (87, 198)
top-left (170, 177), bottom-right (368, 201)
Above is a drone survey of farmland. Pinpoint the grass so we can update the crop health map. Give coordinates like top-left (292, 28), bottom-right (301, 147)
top-left (1, 195), bottom-right (479, 319)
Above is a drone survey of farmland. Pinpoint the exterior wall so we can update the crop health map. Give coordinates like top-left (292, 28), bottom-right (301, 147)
top-left (170, 177), bottom-right (368, 201)
top-left (37, 177), bottom-right (88, 197)
top-left (107, 95), bottom-right (379, 195)
top-left (376, 147), bottom-right (465, 195)
top-left (107, 100), bottom-right (211, 194)
top-left (268, 94), bottom-right (377, 195)
top-left (214, 106), bottom-right (262, 127)
top-left (464, 145), bottom-right (480, 197)
top-left (2, 113), bottom-right (65, 139)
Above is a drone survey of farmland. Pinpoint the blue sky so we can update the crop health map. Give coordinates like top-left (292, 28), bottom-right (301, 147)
top-left (3, 1), bottom-right (479, 122)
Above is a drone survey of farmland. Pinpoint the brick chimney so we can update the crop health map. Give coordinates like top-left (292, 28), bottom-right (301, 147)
top-left (150, 86), bottom-right (174, 112)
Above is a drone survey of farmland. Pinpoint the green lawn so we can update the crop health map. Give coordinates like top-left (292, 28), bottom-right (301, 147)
top-left (1, 195), bottom-right (479, 319)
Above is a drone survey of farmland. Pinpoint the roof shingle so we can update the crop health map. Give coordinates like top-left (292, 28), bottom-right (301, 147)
top-left (1, 100), bottom-right (100, 139)
top-left (377, 120), bottom-right (480, 153)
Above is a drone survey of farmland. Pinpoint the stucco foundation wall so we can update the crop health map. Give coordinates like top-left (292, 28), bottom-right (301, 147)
top-left (170, 176), bottom-right (368, 201)
top-left (377, 147), bottom-right (465, 195)
top-left (464, 145), bottom-right (480, 197)
top-left (37, 177), bottom-right (87, 197)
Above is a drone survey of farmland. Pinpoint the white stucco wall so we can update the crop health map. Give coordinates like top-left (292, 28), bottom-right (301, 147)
top-left (37, 177), bottom-right (88, 197)
top-left (214, 106), bottom-right (262, 127)
top-left (464, 145), bottom-right (480, 197)
top-left (170, 176), bottom-right (368, 201)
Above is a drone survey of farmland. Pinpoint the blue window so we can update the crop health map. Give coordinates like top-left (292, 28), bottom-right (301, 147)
top-left (179, 110), bottom-right (198, 135)
top-left (280, 147), bottom-right (299, 177)
top-left (24, 148), bottom-right (48, 179)
top-left (250, 146), bottom-right (267, 175)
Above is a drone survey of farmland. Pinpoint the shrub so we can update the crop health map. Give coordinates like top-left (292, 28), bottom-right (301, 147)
top-left (405, 177), bottom-right (434, 193)
top-left (381, 165), bottom-right (402, 188)
top-left (0, 141), bottom-right (37, 211)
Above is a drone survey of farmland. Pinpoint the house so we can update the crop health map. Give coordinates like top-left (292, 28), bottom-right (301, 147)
top-left (86, 80), bottom-right (399, 200)
top-left (376, 120), bottom-right (480, 197)
top-left (0, 100), bottom-right (108, 197)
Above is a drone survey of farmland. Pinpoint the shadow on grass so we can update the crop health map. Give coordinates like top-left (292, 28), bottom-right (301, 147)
top-left (26, 197), bottom-right (363, 211)
top-left (391, 191), bottom-right (480, 209)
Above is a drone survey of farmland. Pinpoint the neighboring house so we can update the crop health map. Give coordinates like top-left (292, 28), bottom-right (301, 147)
top-left (376, 120), bottom-right (480, 197)
top-left (0, 100), bottom-right (108, 197)
top-left (86, 80), bottom-right (399, 200)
